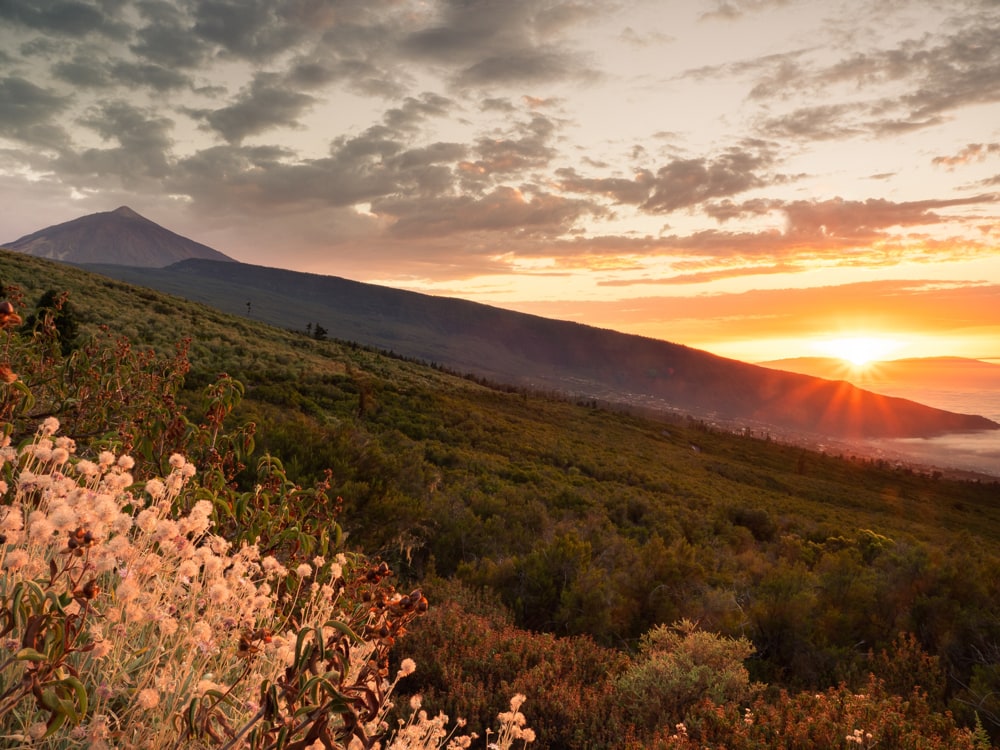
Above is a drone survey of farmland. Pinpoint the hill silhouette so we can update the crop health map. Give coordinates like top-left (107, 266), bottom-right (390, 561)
top-left (84, 256), bottom-right (998, 441)
top-left (3, 206), bottom-right (234, 267)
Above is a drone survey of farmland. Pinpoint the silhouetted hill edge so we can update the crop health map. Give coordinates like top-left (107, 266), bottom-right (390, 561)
top-left (80, 258), bottom-right (999, 441)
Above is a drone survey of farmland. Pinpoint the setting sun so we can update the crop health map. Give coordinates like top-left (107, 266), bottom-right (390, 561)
top-left (813, 336), bottom-right (905, 367)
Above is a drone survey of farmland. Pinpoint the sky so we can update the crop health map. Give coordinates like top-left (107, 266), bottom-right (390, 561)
top-left (1, 0), bottom-right (999, 365)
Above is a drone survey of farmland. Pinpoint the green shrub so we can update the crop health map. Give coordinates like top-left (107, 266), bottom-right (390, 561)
top-left (613, 618), bottom-right (759, 737)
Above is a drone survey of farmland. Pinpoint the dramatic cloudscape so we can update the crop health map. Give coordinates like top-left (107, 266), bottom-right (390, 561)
top-left (1, 0), bottom-right (999, 363)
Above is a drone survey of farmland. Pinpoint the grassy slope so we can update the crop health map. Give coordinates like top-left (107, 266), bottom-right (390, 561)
top-left (5, 250), bottom-right (1000, 648)
top-left (4, 250), bottom-right (998, 537)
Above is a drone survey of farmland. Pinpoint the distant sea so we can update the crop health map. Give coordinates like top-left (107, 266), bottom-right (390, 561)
top-left (859, 382), bottom-right (1000, 478)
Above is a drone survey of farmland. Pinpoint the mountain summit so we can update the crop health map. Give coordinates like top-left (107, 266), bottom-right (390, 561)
top-left (2, 206), bottom-right (234, 267)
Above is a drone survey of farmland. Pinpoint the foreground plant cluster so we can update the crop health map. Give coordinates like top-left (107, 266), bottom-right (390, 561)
top-left (0, 270), bottom-right (997, 749)
top-left (0, 298), bottom-right (534, 748)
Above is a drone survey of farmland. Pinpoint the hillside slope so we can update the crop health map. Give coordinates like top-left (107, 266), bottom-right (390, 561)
top-left (85, 257), bottom-right (999, 440)
top-left (6, 248), bottom-right (1000, 740)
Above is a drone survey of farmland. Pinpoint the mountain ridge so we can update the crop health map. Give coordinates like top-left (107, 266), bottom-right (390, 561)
top-left (83, 256), bottom-right (999, 441)
top-left (3, 206), bottom-right (234, 267)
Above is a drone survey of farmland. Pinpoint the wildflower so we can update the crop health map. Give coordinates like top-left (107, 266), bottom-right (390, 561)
top-left (145, 478), bottom-right (165, 501)
top-left (208, 581), bottom-right (231, 604)
top-left (135, 508), bottom-right (158, 534)
top-left (116, 577), bottom-right (140, 603)
top-left (178, 559), bottom-right (199, 581)
top-left (151, 519), bottom-right (180, 546)
top-left (41, 416), bottom-right (60, 436)
top-left (410, 695), bottom-right (423, 710)
top-left (136, 688), bottom-right (160, 709)
top-left (3, 549), bottom-right (29, 570)
top-left (28, 514), bottom-right (55, 543)
top-left (117, 454), bottom-right (135, 470)
top-left (49, 504), bottom-right (78, 532)
top-left (399, 658), bottom-right (417, 677)
top-left (94, 494), bottom-right (120, 524)
top-left (169, 453), bottom-right (186, 469)
top-left (76, 460), bottom-right (99, 478)
top-left (296, 563), bottom-right (313, 578)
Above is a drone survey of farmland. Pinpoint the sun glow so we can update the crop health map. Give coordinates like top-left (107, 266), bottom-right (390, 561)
top-left (813, 336), bottom-right (905, 367)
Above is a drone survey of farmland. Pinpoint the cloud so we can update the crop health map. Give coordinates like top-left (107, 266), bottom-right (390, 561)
top-left (401, 0), bottom-right (598, 88)
top-left (56, 100), bottom-right (174, 183)
top-left (756, 103), bottom-right (865, 141)
top-left (165, 121), bottom-right (464, 214)
top-left (747, 11), bottom-right (1000, 139)
top-left (780, 196), bottom-right (995, 239)
top-left (52, 55), bottom-right (113, 87)
top-left (0, 0), bottom-right (129, 38)
top-left (460, 114), bottom-right (560, 181)
top-left (932, 143), bottom-right (1000, 169)
top-left (597, 262), bottom-right (800, 286)
top-left (699, 0), bottom-right (794, 22)
top-left (458, 50), bottom-right (589, 87)
top-left (556, 142), bottom-right (783, 212)
top-left (189, 73), bottom-right (315, 144)
top-left (702, 194), bottom-right (998, 238)
top-left (383, 93), bottom-right (455, 133)
top-left (642, 143), bottom-right (778, 212)
top-left (375, 186), bottom-right (604, 239)
top-left (130, 4), bottom-right (210, 69)
top-left (555, 167), bottom-right (656, 205)
top-left (51, 52), bottom-right (191, 91)
top-left (190, 0), bottom-right (334, 61)
top-left (0, 76), bottom-right (72, 148)
top-left (110, 60), bottom-right (190, 91)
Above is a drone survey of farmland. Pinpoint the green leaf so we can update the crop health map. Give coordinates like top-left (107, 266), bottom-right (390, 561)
top-left (61, 675), bottom-right (87, 719)
top-left (15, 647), bottom-right (47, 662)
top-left (43, 709), bottom-right (67, 738)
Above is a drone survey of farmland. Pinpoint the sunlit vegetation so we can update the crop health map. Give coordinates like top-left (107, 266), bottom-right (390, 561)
top-left (2, 249), bottom-right (999, 748)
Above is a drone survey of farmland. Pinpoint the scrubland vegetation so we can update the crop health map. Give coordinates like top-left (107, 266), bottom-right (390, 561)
top-left (1, 250), bottom-right (999, 748)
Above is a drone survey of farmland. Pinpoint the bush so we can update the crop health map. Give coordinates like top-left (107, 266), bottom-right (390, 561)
top-left (613, 618), bottom-right (759, 738)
